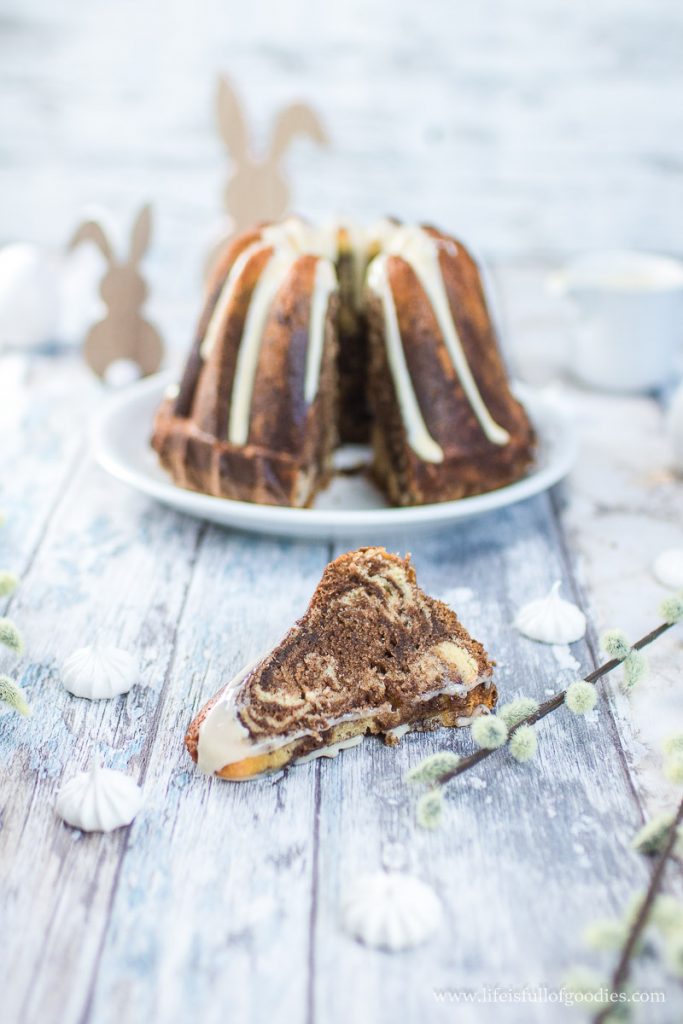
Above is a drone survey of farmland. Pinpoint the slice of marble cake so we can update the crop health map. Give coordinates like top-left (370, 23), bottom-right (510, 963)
top-left (186, 546), bottom-right (496, 780)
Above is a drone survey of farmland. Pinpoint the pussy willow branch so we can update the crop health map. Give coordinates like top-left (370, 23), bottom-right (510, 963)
top-left (593, 792), bottom-right (683, 1024)
top-left (432, 621), bottom-right (675, 790)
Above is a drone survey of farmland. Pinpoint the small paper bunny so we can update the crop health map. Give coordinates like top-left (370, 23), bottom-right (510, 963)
top-left (70, 204), bottom-right (163, 379)
top-left (216, 75), bottom-right (329, 233)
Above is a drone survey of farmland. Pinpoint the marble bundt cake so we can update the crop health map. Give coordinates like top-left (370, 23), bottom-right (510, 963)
top-left (186, 547), bottom-right (496, 780)
top-left (152, 218), bottom-right (534, 507)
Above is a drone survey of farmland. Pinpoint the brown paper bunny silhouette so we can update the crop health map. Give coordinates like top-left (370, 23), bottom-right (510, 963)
top-left (213, 75), bottom-right (329, 243)
top-left (70, 204), bottom-right (164, 379)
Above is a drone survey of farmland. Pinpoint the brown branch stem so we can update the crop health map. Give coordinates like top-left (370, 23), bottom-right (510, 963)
top-left (433, 620), bottom-right (675, 790)
top-left (416, 616), bottom-right (679, 1019)
top-left (593, 792), bottom-right (683, 1024)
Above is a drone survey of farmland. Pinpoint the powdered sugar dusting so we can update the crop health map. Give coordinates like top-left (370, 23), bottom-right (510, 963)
top-left (552, 644), bottom-right (582, 674)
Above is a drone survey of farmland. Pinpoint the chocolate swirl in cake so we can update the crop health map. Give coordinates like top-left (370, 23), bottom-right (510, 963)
top-left (186, 548), bottom-right (496, 780)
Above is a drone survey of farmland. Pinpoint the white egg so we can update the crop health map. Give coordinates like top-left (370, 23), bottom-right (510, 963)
top-left (0, 243), bottom-right (61, 348)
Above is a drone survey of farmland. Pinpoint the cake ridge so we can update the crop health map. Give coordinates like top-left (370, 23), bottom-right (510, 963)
top-left (366, 251), bottom-right (444, 464)
top-left (227, 246), bottom-right (300, 445)
top-left (200, 239), bottom-right (271, 361)
top-left (368, 225), bottom-right (511, 446)
top-left (304, 258), bottom-right (338, 403)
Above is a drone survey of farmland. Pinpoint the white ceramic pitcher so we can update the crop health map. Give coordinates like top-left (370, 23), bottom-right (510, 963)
top-left (549, 250), bottom-right (683, 392)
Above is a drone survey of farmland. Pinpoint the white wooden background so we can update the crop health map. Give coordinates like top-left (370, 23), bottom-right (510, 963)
top-left (2, 2), bottom-right (683, 1021)
top-left (1, 0), bottom-right (683, 353)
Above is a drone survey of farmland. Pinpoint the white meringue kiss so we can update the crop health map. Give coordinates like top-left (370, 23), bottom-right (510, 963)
top-left (342, 871), bottom-right (441, 952)
top-left (514, 581), bottom-right (586, 645)
top-left (62, 644), bottom-right (137, 699)
top-left (56, 761), bottom-right (143, 833)
top-left (652, 548), bottom-right (683, 590)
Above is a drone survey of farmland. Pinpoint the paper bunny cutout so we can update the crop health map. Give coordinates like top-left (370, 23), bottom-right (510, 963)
top-left (70, 204), bottom-right (164, 379)
top-left (216, 75), bottom-right (329, 233)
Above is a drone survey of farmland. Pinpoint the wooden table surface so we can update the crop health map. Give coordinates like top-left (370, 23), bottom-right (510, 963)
top-left (1, 268), bottom-right (682, 1023)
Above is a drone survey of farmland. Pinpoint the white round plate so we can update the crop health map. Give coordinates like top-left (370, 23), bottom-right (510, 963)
top-left (94, 373), bottom-right (577, 540)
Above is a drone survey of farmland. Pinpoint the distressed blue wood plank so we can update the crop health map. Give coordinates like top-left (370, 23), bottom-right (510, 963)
top-left (84, 532), bottom-right (330, 1024)
top-left (0, 452), bottom-right (203, 1023)
top-left (305, 498), bottom-right (652, 1023)
top-left (2, 351), bottom-right (679, 1024)
top-left (0, 354), bottom-right (100, 582)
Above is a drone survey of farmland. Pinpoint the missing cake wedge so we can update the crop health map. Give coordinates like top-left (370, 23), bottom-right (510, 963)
top-left (186, 547), bottom-right (496, 780)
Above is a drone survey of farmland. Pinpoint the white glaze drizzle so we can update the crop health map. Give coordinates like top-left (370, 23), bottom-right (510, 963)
top-left (200, 240), bottom-right (268, 360)
top-left (294, 733), bottom-right (364, 764)
top-left (197, 657), bottom-right (272, 774)
top-left (304, 259), bottom-right (337, 403)
top-left (340, 219), bottom-right (380, 308)
top-left (366, 253), bottom-right (444, 463)
top-left (203, 218), bottom-right (341, 443)
top-left (378, 225), bottom-right (510, 446)
top-left (385, 723), bottom-right (411, 742)
top-left (200, 219), bottom-right (510, 456)
top-left (263, 217), bottom-right (338, 262)
top-left (228, 248), bottom-right (299, 445)
top-left (197, 644), bottom-right (484, 778)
